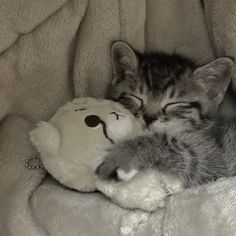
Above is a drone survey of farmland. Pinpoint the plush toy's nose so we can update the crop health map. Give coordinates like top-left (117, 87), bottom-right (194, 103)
top-left (84, 115), bottom-right (101, 127)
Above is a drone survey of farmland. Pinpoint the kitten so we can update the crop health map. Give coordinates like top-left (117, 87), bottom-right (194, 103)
top-left (96, 41), bottom-right (236, 187)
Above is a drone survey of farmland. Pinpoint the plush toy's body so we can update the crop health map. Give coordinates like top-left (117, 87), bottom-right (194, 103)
top-left (30, 97), bottom-right (144, 192)
top-left (30, 97), bottom-right (184, 234)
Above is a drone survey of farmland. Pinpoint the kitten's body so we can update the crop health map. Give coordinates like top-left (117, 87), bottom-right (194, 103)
top-left (103, 116), bottom-right (236, 187)
top-left (96, 41), bottom-right (236, 188)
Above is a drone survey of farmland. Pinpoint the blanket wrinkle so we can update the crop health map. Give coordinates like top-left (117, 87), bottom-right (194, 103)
top-left (73, 0), bottom-right (120, 97)
top-left (28, 173), bottom-right (49, 236)
top-left (0, 116), bottom-right (46, 236)
top-left (118, 0), bottom-right (146, 52)
top-left (145, 0), bottom-right (215, 64)
top-left (0, 0), bottom-right (88, 123)
top-left (0, 0), bottom-right (71, 55)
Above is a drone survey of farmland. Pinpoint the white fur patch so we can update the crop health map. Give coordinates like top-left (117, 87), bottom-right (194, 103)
top-left (117, 169), bottom-right (138, 181)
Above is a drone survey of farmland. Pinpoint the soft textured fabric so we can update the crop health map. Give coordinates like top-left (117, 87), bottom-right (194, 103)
top-left (1, 0), bottom-right (236, 235)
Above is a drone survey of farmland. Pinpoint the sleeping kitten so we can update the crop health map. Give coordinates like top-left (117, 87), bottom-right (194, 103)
top-left (96, 41), bottom-right (236, 187)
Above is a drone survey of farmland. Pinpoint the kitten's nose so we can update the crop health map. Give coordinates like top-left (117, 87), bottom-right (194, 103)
top-left (143, 114), bottom-right (157, 126)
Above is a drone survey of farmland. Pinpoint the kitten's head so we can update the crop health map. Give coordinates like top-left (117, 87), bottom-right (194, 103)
top-left (108, 41), bottom-right (235, 134)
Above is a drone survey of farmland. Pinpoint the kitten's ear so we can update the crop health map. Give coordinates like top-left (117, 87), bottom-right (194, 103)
top-left (193, 57), bottom-right (235, 105)
top-left (111, 41), bottom-right (139, 82)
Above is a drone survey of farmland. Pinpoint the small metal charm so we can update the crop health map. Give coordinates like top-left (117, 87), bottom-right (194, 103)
top-left (161, 181), bottom-right (173, 196)
top-left (25, 153), bottom-right (44, 170)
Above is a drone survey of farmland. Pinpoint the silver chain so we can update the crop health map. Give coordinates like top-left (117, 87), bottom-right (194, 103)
top-left (25, 153), bottom-right (44, 170)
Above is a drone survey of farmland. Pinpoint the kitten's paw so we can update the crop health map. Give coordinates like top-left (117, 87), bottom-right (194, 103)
top-left (117, 169), bottom-right (139, 181)
top-left (96, 152), bottom-right (140, 181)
top-left (96, 140), bottom-right (148, 180)
top-left (95, 157), bottom-right (122, 180)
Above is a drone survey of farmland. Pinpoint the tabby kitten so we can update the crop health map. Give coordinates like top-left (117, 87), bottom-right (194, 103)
top-left (96, 41), bottom-right (236, 187)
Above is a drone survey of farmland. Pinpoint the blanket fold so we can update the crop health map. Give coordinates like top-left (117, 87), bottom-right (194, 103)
top-left (0, 0), bottom-right (69, 54)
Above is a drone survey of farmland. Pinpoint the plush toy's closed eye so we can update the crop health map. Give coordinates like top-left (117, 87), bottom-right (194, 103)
top-left (109, 112), bottom-right (125, 120)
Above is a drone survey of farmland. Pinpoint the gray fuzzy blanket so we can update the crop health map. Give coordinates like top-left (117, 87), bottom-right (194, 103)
top-left (1, 0), bottom-right (236, 235)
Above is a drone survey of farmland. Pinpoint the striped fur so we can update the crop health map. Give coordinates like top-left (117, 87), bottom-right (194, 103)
top-left (97, 41), bottom-right (236, 187)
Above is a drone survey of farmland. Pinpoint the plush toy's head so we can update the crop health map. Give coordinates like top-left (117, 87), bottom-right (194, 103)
top-left (30, 97), bottom-right (144, 192)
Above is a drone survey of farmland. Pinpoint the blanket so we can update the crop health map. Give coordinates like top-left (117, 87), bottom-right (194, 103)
top-left (1, 0), bottom-right (236, 235)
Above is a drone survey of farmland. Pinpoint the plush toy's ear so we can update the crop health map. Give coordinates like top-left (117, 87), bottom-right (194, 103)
top-left (193, 57), bottom-right (235, 106)
top-left (30, 121), bottom-right (61, 157)
top-left (111, 41), bottom-right (139, 83)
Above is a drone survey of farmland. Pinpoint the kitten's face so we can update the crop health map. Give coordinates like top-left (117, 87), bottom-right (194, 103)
top-left (108, 41), bottom-right (234, 135)
top-left (110, 64), bottom-right (207, 134)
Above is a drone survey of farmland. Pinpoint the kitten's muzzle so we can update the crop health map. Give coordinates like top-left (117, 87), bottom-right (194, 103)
top-left (143, 114), bottom-right (157, 126)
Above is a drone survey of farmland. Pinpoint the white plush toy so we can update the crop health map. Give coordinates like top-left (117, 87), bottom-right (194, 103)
top-left (30, 97), bottom-right (184, 235)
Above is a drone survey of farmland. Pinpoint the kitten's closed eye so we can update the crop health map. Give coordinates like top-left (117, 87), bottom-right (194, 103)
top-left (126, 93), bottom-right (144, 109)
top-left (163, 102), bottom-right (195, 114)
top-left (116, 93), bottom-right (144, 116)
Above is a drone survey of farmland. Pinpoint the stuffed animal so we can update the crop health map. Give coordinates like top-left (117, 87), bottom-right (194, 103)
top-left (30, 97), bottom-right (184, 213)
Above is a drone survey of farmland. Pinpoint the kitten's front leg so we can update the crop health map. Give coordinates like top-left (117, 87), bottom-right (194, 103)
top-left (96, 134), bottom-right (185, 208)
top-left (96, 133), bottom-right (225, 187)
top-left (96, 135), bottom-right (158, 180)
top-left (96, 134), bottom-right (184, 182)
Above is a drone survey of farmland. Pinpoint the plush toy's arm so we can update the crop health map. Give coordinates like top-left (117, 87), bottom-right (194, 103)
top-left (96, 170), bottom-right (184, 236)
top-left (30, 121), bottom-right (61, 157)
top-left (96, 169), bottom-right (184, 212)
